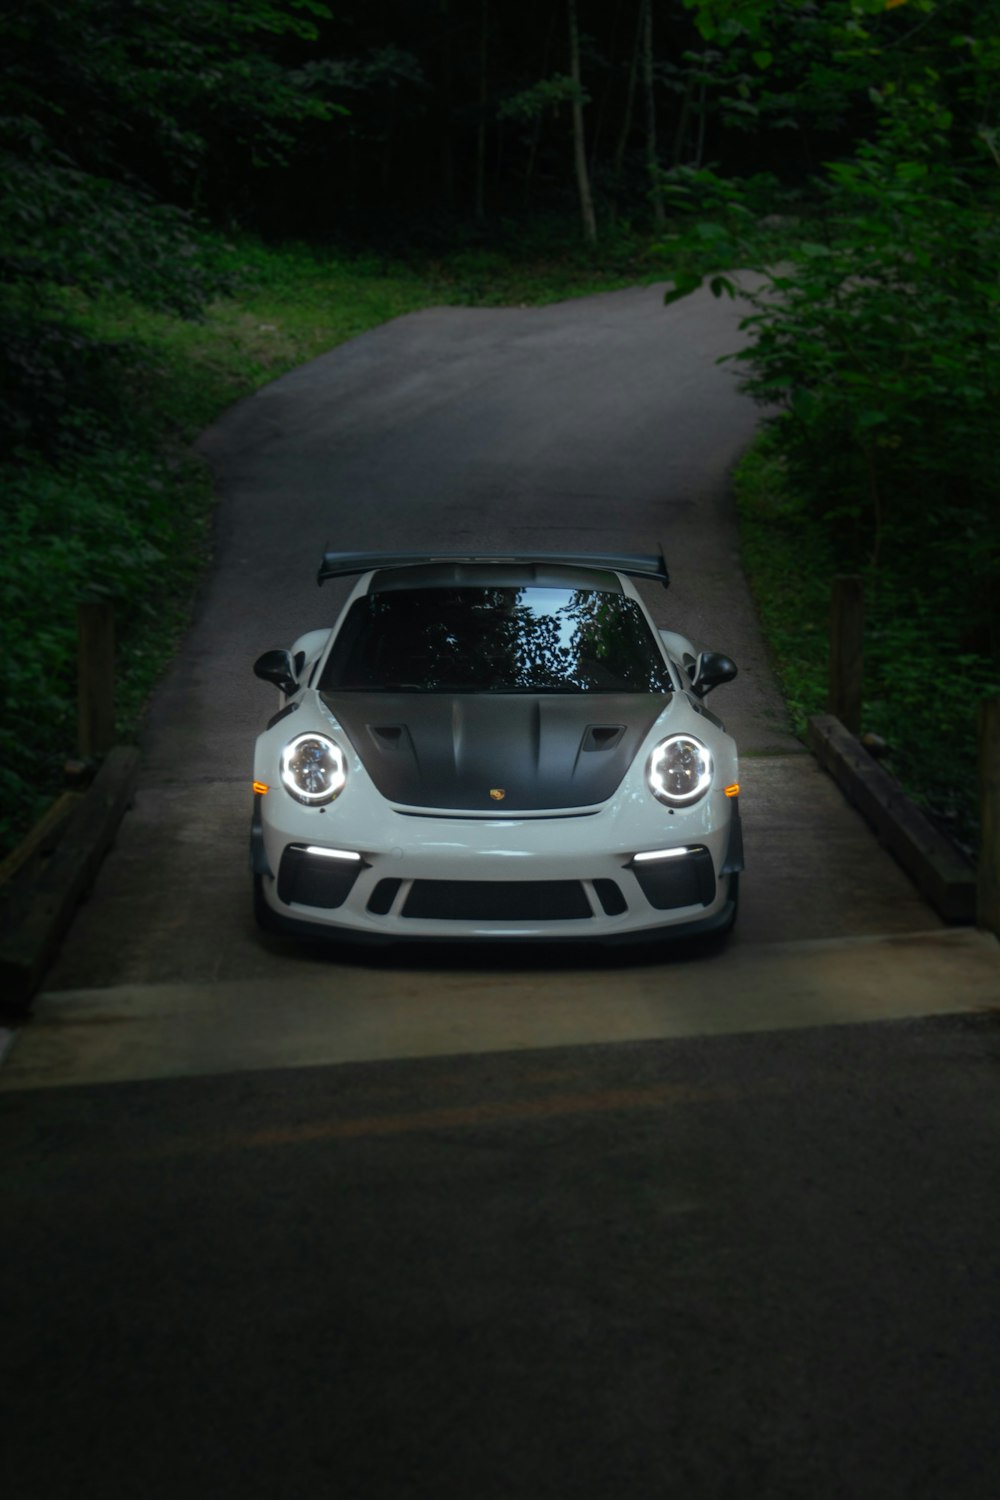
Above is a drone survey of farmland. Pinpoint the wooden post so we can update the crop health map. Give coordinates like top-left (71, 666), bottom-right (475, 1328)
top-left (977, 696), bottom-right (1000, 936)
top-left (828, 574), bottom-right (864, 735)
top-left (77, 601), bottom-right (115, 757)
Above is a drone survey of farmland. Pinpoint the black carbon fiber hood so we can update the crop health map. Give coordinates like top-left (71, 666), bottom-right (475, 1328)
top-left (324, 692), bottom-right (667, 811)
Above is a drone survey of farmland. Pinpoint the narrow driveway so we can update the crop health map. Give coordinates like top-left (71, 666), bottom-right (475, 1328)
top-left (44, 280), bottom-right (939, 1007)
top-left (4, 282), bottom-right (1000, 1500)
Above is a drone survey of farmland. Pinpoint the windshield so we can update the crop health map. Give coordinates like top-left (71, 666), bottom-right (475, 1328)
top-left (319, 586), bottom-right (673, 694)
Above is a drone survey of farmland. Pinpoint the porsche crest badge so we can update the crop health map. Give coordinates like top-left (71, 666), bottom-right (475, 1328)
top-left (489, 788), bottom-right (506, 801)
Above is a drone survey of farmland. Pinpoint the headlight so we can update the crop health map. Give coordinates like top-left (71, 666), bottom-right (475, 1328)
top-left (280, 732), bottom-right (347, 805)
top-left (647, 734), bottom-right (713, 806)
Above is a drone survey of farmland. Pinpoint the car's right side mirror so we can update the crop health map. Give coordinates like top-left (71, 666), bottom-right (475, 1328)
top-left (692, 650), bottom-right (737, 697)
top-left (254, 648), bottom-right (299, 696)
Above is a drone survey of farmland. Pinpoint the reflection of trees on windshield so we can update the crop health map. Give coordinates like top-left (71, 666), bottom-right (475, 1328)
top-left (489, 592), bottom-right (573, 687)
top-left (321, 587), bottom-right (672, 693)
top-left (562, 591), bottom-right (664, 685)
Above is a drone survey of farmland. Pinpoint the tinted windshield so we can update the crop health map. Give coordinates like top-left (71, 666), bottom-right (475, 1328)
top-left (320, 586), bottom-right (672, 694)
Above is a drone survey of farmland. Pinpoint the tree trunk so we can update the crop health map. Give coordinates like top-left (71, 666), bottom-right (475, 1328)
top-left (438, 0), bottom-right (455, 212)
top-left (613, 0), bottom-right (643, 187)
top-left (568, 0), bottom-right (597, 243)
top-left (474, 0), bottom-right (488, 223)
top-left (671, 72), bottom-right (695, 167)
top-left (524, 3), bottom-right (558, 208)
top-left (641, 0), bottom-right (665, 226)
top-left (588, 0), bottom-right (625, 179)
top-left (693, 77), bottom-right (708, 169)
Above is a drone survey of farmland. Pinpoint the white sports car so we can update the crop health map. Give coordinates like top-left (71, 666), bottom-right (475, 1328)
top-left (250, 550), bottom-right (743, 946)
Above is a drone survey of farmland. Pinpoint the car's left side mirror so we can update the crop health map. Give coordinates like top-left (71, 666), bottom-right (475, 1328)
top-left (254, 648), bottom-right (299, 696)
top-left (692, 651), bottom-right (737, 697)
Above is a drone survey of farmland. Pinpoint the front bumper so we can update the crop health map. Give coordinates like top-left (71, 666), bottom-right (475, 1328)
top-left (250, 792), bottom-right (742, 945)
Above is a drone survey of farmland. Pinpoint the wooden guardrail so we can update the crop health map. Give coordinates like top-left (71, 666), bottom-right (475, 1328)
top-left (77, 599), bottom-right (116, 757)
top-left (808, 714), bottom-right (977, 924)
top-left (814, 578), bottom-right (997, 936)
top-left (828, 574), bottom-right (864, 735)
top-left (0, 602), bottom-right (139, 1010)
top-left (978, 697), bottom-right (1000, 936)
top-left (0, 747), bottom-right (139, 1008)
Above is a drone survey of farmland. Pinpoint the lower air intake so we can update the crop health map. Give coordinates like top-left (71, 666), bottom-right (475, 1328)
top-left (631, 846), bottom-right (716, 910)
top-left (402, 880), bottom-right (592, 921)
top-left (277, 847), bottom-right (362, 909)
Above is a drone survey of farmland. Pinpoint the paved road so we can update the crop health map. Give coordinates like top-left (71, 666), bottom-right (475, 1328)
top-left (5, 282), bottom-right (999, 1500)
top-left (43, 280), bottom-right (938, 1000)
top-left (3, 1015), bottom-right (1000, 1499)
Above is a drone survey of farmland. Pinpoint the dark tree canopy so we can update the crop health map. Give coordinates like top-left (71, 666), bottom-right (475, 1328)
top-left (9, 0), bottom-right (988, 257)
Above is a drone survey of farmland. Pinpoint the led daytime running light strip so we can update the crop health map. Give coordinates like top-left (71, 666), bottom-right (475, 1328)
top-left (632, 845), bottom-right (697, 863)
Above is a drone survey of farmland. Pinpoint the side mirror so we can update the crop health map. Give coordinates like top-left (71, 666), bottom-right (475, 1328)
top-left (254, 649), bottom-right (299, 696)
top-left (692, 650), bottom-right (737, 698)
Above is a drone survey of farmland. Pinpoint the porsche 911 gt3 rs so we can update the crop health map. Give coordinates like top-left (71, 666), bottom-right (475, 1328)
top-left (250, 549), bottom-right (743, 945)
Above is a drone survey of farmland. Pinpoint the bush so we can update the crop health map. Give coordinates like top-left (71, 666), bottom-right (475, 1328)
top-left (0, 447), bottom-right (212, 852)
top-left (735, 434), bottom-right (999, 856)
top-left (728, 107), bottom-right (999, 647)
top-left (710, 79), bottom-right (1000, 854)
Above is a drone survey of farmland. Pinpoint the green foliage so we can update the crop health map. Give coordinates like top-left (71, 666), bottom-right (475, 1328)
top-left (690, 0), bottom-right (1000, 852)
top-left (682, 0), bottom-right (928, 47)
top-left (861, 581), bottom-right (999, 850)
top-left (0, 0), bottom-right (345, 454)
top-left (0, 446), bottom-right (214, 846)
top-left (419, 217), bottom-right (681, 304)
top-left (733, 437), bottom-right (834, 733)
top-left (498, 76), bottom-right (587, 123)
top-left (4, 0), bottom-right (998, 870)
top-left (728, 111), bottom-right (999, 644)
top-left (0, 0), bottom-right (337, 310)
top-left (1, 0), bottom-right (335, 192)
top-left (735, 437), bottom-right (999, 853)
top-left (0, 230), bottom-right (668, 858)
top-left (656, 166), bottom-right (789, 303)
top-left (0, 233), bottom-right (450, 857)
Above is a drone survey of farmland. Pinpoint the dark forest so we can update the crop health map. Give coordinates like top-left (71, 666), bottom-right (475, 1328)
top-left (1, 0), bottom-right (998, 852)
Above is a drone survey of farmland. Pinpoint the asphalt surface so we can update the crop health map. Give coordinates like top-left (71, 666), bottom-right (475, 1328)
top-left (43, 280), bottom-right (939, 992)
top-left (3, 1016), bottom-right (1000, 1498)
top-left (4, 281), bottom-right (1000, 1499)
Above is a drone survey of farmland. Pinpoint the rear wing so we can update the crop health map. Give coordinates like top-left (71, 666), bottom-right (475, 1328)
top-left (317, 547), bottom-right (669, 590)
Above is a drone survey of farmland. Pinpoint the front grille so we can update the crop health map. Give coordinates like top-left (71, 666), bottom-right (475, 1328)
top-left (277, 846), bottom-right (362, 909)
top-left (393, 809), bottom-right (601, 821)
top-left (367, 878), bottom-right (402, 915)
top-left (593, 879), bottom-right (628, 916)
top-left (402, 880), bottom-right (592, 922)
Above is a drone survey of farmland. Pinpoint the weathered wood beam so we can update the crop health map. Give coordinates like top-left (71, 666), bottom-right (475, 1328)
top-left (808, 713), bottom-right (975, 924)
top-left (0, 747), bottom-right (139, 1010)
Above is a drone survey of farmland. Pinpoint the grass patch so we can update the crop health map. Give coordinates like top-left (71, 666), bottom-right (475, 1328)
top-left (733, 436), bottom-right (833, 735)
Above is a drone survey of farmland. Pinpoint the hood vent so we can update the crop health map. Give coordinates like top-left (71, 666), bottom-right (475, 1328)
top-left (580, 724), bottom-right (625, 753)
top-left (369, 723), bottom-right (414, 754)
